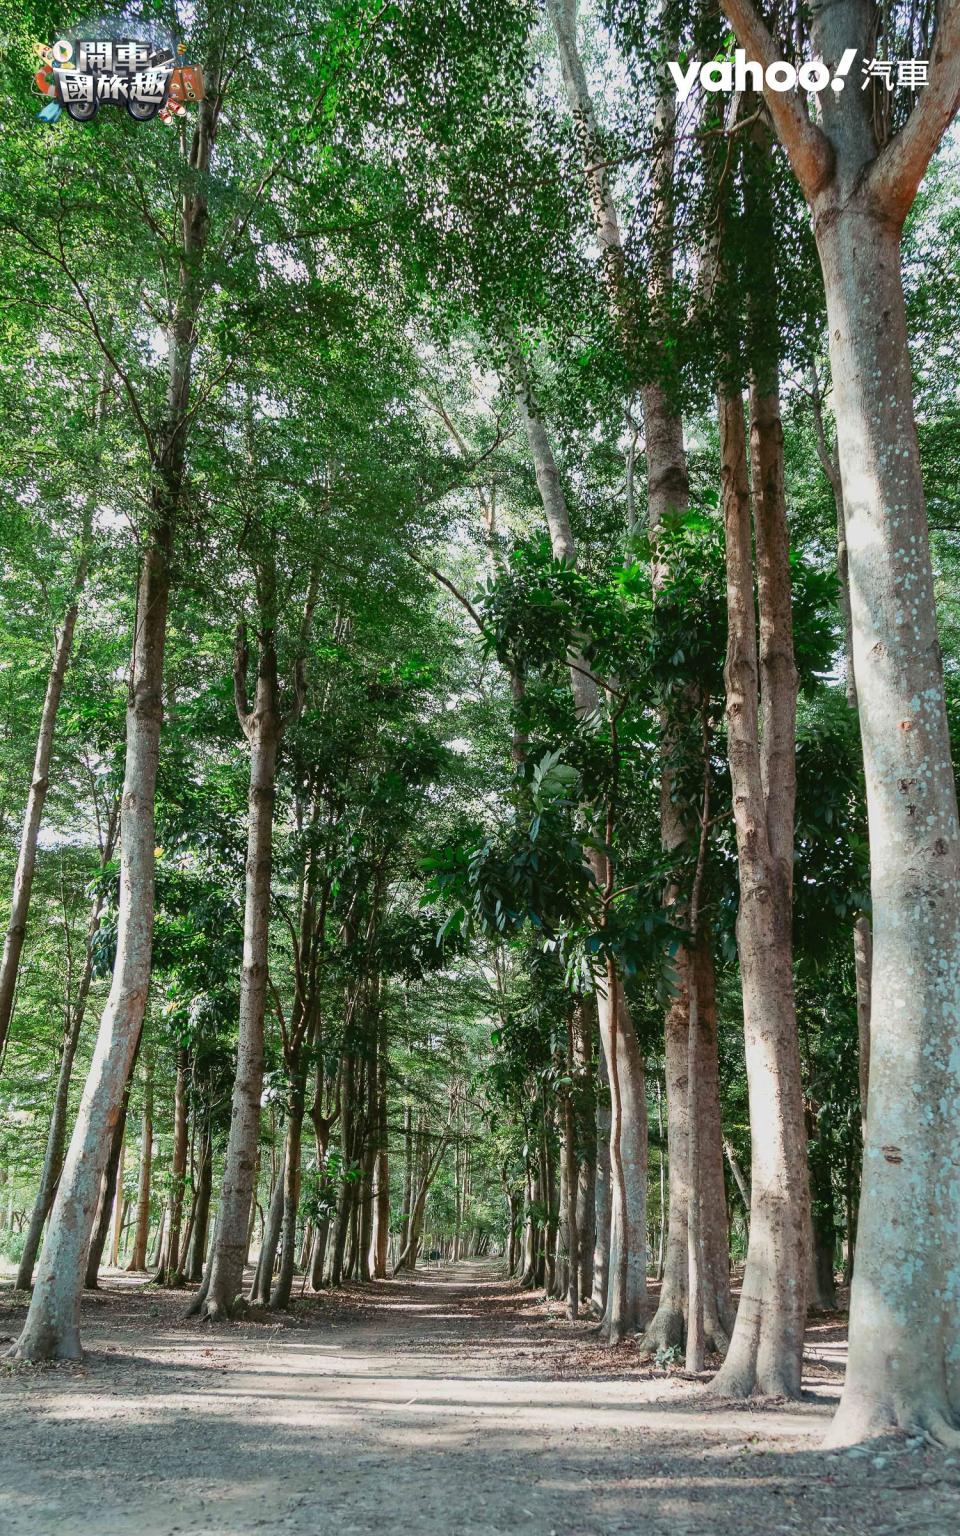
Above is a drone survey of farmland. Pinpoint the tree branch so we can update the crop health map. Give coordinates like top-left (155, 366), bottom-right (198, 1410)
top-left (718, 0), bottom-right (833, 199)
top-left (866, 0), bottom-right (960, 223)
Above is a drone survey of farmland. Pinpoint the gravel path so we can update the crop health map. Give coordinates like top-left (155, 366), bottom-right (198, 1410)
top-left (1, 1261), bottom-right (958, 1535)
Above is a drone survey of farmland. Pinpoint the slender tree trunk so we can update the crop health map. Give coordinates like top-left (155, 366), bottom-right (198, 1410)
top-left (186, 1122), bottom-right (212, 1283)
top-left (251, 1151), bottom-right (286, 1305)
top-left (401, 1102), bottom-right (413, 1253)
top-left (358, 1056), bottom-right (376, 1283)
top-left (573, 998), bottom-right (595, 1301)
top-left (371, 1011), bottom-right (390, 1279)
top-left (685, 713), bottom-right (711, 1374)
top-left (695, 935), bottom-right (734, 1344)
top-left (853, 911), bottom-right (872, 1143)
top-left (128, 1051), bottom-right (154, 1271)
top-left (563, 1018), bottom-right (579, 1319)
top-left (0, 527), bottom-right (91, 1060)
top-left (591, 1051), bottom-right (611, 1314)
top-left (709, 378), bottom-right (808, 1400)
top-left (160, 1047), bottom-right (190, 1285)
top-left (198, 601), bottom-right (282, 1318)
top-left (16, 807), bottom-right (119, 1291)
top-left (12, 94), bottom-right (217, 1362)
top-left (85, 1051), bottom-right (138, 1289)
top-left (807, 1112), bottom-right (838, 1311)
top-left (270, 1098), bottom-right (304, 1309)
top-left (109, 1139), bottom-right (126, 1268)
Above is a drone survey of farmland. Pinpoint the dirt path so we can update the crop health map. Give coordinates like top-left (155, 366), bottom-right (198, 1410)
top-left (1, 1261), bottom-right (957, 1536)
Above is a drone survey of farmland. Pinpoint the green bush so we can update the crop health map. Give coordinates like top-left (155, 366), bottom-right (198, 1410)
top-left (0, 1229), bottom-right (27, 1263)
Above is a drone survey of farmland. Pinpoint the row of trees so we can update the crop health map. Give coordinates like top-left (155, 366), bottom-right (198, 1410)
top-left (1, 0), bottom-right (959, 1449)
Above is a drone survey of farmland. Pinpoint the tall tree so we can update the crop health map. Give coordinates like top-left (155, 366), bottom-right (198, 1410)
top-left (721, 0), bottom-right (960, 1444)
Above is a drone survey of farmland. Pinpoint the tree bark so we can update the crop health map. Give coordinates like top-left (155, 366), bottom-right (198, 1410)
top-left (591, 1050), bottom-right (611, 1314)
top-left (109, 1138), bottom-right (126, 1268)
top-left (16, 803), bottom-right (120, 1291)
top-left (573, 998), bottom-right (596, 1301)
top-left (85, 1050), bottom-right (138, 1289)
top-left (186, 1121), bottom-right (212, 1283)
top-left (128, 1051), bottom-right (154, 1271)
top-left (0, 514), bottom-right (92, 1060)
top-left (198, 592), bottom-right (283, 1318)
top-left (251, 1150), bottom-right (286, 1305)
top-left (371, 1010), bottom-right (390, 1279)
top-left (270, 1098), bottom-right (304, 1309)
top-left (159, 1046), bottom-right (190, 1285)
top-left (708, 379), bottom-right (808, 1400)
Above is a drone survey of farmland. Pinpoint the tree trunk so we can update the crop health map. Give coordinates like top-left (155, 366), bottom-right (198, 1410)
top-left (128, 1051), bottom-right (154, 1271)
top-left (598, 971), bottom-right (648, 1341)
top-left (160, 1046), bottom-right (190, 1286)
top-left (85, 1052), bottom-right (138, 1289)
top-left (270, 1099), bottom-right (304, 1309)
top-left (708, 378), bottom-right (808, 1400)
top-left (198, 602), bottom-right (282, 1318)
top-left (573, 998), bottom-right (595, 1301)
top-left (0, 529), bottom-right (91, 1060)
top-left (808, 1113), bottom-right (838, 1312)
top-left (591, 1051), bottom-right (611, 1314)
top-left (371, 1011), bottom-right (390, 1279)
top-left (109, 1138), bottom-right (126, 1268)
top-left (16, 806), bottom-right (119, 1291)
top-left (186, 1122), bottom-right (212, 1283)
top-left (251, 1152), bottom-right (286, 1305)
top-left (695, 936), bottom-right (735, 1346)
top-left (12, 93), bottom-right (217, 1362)
top-left (563, 1020), bottom-right (579, 1319)
top-left (821, 208), bottom-right (960, 1441)
top-left (853, 911), bottom-right (872, 1142)
top-left (685, 716), bottom-right (711, 1375)
top-left (643, 935), bottom-right (733, 1353)
top-left (310, 1218), bottom-right (330, 1290)
top-left (358, 1055), bottom-right (376, 1283)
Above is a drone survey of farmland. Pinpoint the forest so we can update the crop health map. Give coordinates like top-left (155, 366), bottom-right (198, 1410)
top-left (1, 2), bottom-right (959, 1533)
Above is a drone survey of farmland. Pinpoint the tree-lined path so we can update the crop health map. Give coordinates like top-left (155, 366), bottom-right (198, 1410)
top-left (2, 1264), bottom-right (958, 1536)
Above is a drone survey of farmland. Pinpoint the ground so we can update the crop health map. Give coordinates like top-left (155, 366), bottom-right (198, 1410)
top-left (1, 1261), bottom-right (958, 1536)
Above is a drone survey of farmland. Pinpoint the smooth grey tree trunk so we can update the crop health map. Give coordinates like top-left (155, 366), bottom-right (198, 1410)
top-left (708, 379), bottom-right (808, 1400)
top-left (197, 603), bottom-right (282, 1317)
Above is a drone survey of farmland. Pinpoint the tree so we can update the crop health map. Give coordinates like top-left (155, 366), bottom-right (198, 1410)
top-left (720, 0), bottom-right (960, 1445)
